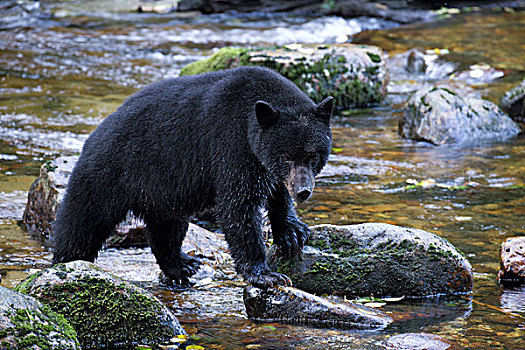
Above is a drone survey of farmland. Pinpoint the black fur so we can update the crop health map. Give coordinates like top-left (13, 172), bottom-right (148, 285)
top-left (53, 66), bottom-right (333, 288)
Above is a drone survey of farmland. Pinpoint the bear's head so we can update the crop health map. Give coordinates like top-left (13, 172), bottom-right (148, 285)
top-left (251, 97), bottom-right (333, 203)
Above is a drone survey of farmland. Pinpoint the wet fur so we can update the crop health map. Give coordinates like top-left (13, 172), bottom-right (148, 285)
top-left (53, 66), bottom-right (332, 287)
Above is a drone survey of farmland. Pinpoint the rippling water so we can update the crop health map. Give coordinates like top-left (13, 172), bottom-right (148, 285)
top-left (0, 1), bottom-right (524, 349)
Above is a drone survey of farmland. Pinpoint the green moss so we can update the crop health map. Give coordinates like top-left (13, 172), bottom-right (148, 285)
top-left (14, 270), bottom-right (44, 294)
top-left (43, 160), bottom-right (58, 172)
top-left (179, 47), bottom-right (250, 76)
top-left (2, 305), bottom-right (79, 349)
top-left (22, 276), bottom-right (175, 348)
top-left (366, 52), bottom-right (382, 63)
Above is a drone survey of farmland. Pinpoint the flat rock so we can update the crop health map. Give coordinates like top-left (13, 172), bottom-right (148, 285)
top-left (400, 86), bottom-right (521, 145)
top-left (270, 223), bottom-right (473, 297)
top-left (244, 285), bottom-right (392, 330)
top-left (14, 261), bottom-right (187, 349)
top-left (0, 285), bottom-right (80, 349)
top-left (180, 43), bottom-right (388, 110)
top-left (498, 236), bottom-right (525, 285)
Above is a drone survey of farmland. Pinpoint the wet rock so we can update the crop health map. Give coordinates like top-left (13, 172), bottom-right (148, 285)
top-left (270, 223), bottom-right (473, 298)
top-left (177, 0), bottom-right (432, 24)
top-left (400, 86), bottom-right (521, 145)
top-left (326, 0), bottom-right (432, 24)
top-left (23, 156), bottom-right (76, 242)
top-left (243, 285), bottom-right (392, 330)
top-left (14, 261), bottom-right (187, 349)
top-left (0, 285), bottom-right (80, 349)
top-left (406, 49), bottom-right (427, 74)
top-left (180, 43), bottom-right (388, 110)
top-left (500, 78), bottom-right (525, 123)
top-left (498, 236), bottom-right (525, 285)
top-left (383, 333), bottom-right (458, 350)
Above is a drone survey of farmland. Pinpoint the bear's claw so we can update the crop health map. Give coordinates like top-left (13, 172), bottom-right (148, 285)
top-left (247, 271), bottom-right (293, 289)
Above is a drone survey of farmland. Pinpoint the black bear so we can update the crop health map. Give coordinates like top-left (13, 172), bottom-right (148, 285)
top-left (53, 66), bottom-right (333, 287)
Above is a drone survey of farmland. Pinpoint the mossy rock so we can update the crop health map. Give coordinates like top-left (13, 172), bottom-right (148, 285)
top-left (15, 261), bottom-right (186, 349)
top-left (0, 285), bottom-right (80, 349)
top-left (269, 223), bottom-right (473, 298)
top-left (180, 44), bottom-right (388, 110)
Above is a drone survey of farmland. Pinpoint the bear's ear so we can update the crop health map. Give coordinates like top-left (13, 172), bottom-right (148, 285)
top-left (255, 100), bottom-right (279, 129)
top-left (314, 96), bottom-right (334, 125)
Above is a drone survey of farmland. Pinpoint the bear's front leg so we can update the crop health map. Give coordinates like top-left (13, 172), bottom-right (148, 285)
top-left (268, 184), bottom-right (311, 260)
top-left (218, 195), bottom-right (292, 288)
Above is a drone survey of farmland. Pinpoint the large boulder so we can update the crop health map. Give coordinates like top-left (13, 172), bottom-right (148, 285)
top-left (500, 79), bottom-right (525, 124)
top-left (14, 261), bottom-right (187, 349)
top-left (180, 43), bottom-right (388, 110)
top-left (0, 285), bottom-right (80, 349)
top-left (400, 86), bottom-right (521, 145)
top-left (270, 223), bottom-right (473, 297)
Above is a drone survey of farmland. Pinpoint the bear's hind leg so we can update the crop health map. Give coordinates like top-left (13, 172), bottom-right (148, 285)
top-left (145, 218), bottom-right (202, 285)
top-left (53, 193), bottom-right (127, 264)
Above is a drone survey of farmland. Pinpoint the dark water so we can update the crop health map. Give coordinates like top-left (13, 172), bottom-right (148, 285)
top-left (1, 1), bottom-right (524, 349)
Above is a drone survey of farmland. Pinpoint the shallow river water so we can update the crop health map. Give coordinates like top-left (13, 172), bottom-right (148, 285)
top-left (0, 1), bottom-right (524, 349)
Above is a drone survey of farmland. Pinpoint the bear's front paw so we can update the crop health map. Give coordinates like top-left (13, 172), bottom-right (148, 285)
top-left (273, 218), bottom-right (311, 259)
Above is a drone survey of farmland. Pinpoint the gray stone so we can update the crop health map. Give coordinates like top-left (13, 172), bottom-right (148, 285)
top-left (0, 285), bottom-right (80, 349)
top-left (400, 86), bottom-right (521, 145)
top-left (270, 223), bottom-right (473, 297)
top-left (244, 285), bottom-right (392, 330)
top-left (14, 261), bottom-right (187, 349)
top-left (500, 79), bottom-right (525, 123)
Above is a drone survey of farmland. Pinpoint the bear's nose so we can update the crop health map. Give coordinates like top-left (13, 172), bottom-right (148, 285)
top-left (296, 188), bottom-right (312, 203)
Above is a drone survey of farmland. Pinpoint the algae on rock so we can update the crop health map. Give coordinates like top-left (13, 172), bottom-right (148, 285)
top-left (269, 223), bottom-right (473, 298)
top-left (180, 44), bottom-right (388, 110)
top-left (15, 261), bottom-right (186, 349)
top-left (0, 285), bottom-right (80, 349)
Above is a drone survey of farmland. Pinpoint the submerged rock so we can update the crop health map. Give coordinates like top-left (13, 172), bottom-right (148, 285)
top-left (500, 78), bottom-right (525, 123)
top-left (498, 236), bottom-right (525, 285)
top-left (0, 285), bottom-right (80, 349)
top-left (383, 333), bottom-right (458, 350)
top-left (400, 86), bottom-right (521, 145)
top-left (243, 285), bottom-right (392, 330)
top-left (14, 261), bottom-right (186, 349)
top-left (270, 223), bottom-right (473, 298)
top-left (180, 43), bottom-right (388, 110)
